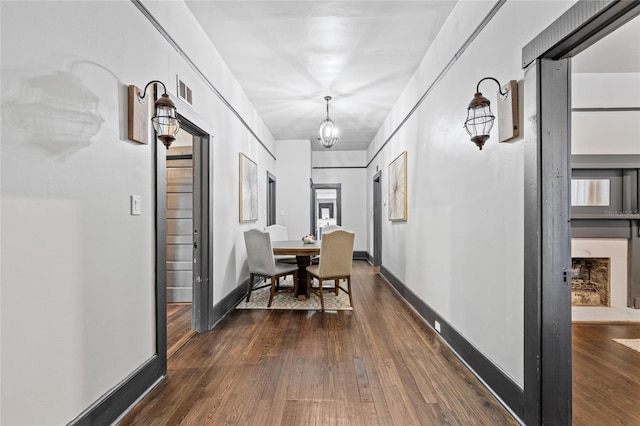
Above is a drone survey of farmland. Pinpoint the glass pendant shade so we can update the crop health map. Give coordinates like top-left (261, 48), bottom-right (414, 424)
top-left (463, 92), bottom-right (495, 150)
top-left (317, 95), bottom-right (339, 148)
top-left (318, 117), bottom-right (339, 148)
top-left (152, 94), bottom-right (180, 149)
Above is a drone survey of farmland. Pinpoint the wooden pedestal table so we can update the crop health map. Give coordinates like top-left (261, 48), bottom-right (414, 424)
top-left (272, 240), bottom-right (321, 298)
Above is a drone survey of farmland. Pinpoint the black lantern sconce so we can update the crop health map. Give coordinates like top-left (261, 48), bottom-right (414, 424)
top-left (464, 77), bottom-right (519, 150)
top-left (128, 80), bottom-right (180, 149)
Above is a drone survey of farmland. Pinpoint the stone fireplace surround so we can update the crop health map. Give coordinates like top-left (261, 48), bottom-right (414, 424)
top-left (571, 238), bottom-right (628, 308)
top-left (571, 257), bottom-right (609, 306)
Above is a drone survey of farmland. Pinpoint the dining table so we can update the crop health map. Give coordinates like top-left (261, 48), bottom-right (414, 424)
top-left (272, 240), bottom-right (321, 297)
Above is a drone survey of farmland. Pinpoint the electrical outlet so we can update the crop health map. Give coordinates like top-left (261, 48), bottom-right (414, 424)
top-left (434, 320), bottom-right (441, 333)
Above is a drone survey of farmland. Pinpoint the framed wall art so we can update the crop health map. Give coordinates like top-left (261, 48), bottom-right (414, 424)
top-left (388, 151), bottom-right (407, 221)
top-left (239, 153), bottom-right (258, 222)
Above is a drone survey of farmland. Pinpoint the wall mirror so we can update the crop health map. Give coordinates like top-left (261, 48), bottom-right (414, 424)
top-left (571, 178), bottom-right (611, 206)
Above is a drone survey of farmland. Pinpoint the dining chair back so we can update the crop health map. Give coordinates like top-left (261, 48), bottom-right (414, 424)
top-left (306, 229), bottom-right (355, 311)
top-left (244, 229), bottom-right (298, 306)
top-left (265, 224), bottom-right (289, 241)
top-left (265, 224), bottom-right (296, 264)
top-left (245, 229), bottom-right (277, 276)
top-left (320, 224), bottom-right (342, 238)
top-left (318, 229), bottom-right (354, 277)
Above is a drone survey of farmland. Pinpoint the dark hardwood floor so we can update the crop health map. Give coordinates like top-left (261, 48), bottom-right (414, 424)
top-left (167, 302), bottom-right (195, 359)
top-left (573, 323), bottom-right (640, 426)
top-left (121, 261), bottom-right (517, 425)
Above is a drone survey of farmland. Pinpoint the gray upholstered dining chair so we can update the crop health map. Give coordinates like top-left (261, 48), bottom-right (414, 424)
top-left (306, 229), bottom-right (355, 311)
top-left (244, 229), bottom-right (298, 306)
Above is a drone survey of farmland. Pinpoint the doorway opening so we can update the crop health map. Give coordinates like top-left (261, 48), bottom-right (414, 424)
top-left (166, 129), bottom-right (195, 357)
top-left (523, 2), bottom-right (640, 424)
top-left (157, 114), bottom-right (211, 367)
top-left (267, 172), bottom-right (276, 226)
top-left (568, 14), bottom-right (640, 426)
top-left (310, 183), bottom-right (342, 239)
top-left (373, 171), bottom-right (382, 267)
top-left (569, 14), bottom-right (640, 319)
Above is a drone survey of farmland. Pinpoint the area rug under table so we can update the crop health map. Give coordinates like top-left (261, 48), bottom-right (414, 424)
top-left (613, 338), bottom-right (640, 353)
top-left (236, 279), bottom-right (353, 311)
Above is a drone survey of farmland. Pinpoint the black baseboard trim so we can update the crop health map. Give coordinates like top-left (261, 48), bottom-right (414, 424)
top-left (69, 280), bottom-right (249, 425)
top-left (67, 355), bottom-right (162, 426)
top-left (208, 278), bottom-right (250, 329)
top-left (353, 250), bottom-right (368, 261)
top-left (380, 265), bottom-right (524, 421)
top-left (366, 252), bottom-right (374, 264)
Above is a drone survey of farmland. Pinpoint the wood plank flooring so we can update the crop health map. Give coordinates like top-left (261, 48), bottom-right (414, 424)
top-left (167, 303), bottom-right (195, 359)
top-left (120, 261), bottom-right (517, 425)
top-left (573, 323), bottom-right (640, 426)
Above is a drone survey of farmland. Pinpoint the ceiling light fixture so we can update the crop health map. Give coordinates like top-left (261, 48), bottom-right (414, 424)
top-left (317, 95), bottom-right (339, 149)
top-left (463, 77), bottom-right (519, 150)
top-left (137, 80), bottom-right (180, 149)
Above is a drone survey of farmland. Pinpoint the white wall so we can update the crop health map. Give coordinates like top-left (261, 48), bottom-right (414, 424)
top-left (0, 1), bottom-right (275, 424)
top-left (365, 0), bottom-right (576, 386)
top-left (275, 140), bottom-right (311, 239)
top-left (572, 73), bottom-right (640, 154)
top-left (312, 150), bottom-right (367, 251)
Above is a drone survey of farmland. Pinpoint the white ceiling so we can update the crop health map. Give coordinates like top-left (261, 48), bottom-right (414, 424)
top-left (185, 1), bottom-right (457, 151)
top-left (572, 15), bottom-right (640, 73)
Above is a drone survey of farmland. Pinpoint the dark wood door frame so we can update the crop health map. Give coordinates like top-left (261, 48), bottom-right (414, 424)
top-left (310, 182), bottom-right (342, 237)
top-left (266, 172), bottom-right (276, 226)
top-left (522, 1), bottom-right (640, 424)
top-left (188, 117), bottom-right (211, 334)
top-left (156, 113), bottom-right (212, 375)
top-left (373, 171), bottom-right (382, 266)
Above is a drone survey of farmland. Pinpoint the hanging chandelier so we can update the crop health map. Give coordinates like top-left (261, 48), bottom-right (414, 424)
top-left (317, 95), bottom-right (339, 149)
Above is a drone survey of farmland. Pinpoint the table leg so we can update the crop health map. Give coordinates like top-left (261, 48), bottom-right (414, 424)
top-left (296, 255), bottom-right (312, 298)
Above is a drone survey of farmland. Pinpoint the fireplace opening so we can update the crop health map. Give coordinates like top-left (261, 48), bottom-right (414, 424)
top-left (571, 257), bottom-right (610, 307)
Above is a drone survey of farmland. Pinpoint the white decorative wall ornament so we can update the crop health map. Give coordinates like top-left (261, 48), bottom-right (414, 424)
top-left (239, 153), bottom-right (258, 222)
top-left (388, 151), bottom-right (407, 221)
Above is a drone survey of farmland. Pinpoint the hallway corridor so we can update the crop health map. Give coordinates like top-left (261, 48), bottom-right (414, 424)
top-left (120, 262), bottom-right (516, 425)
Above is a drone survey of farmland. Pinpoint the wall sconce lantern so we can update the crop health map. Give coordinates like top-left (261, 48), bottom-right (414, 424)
top-left (317, 95), bottom-right (339, 149)
top-left (128, 80), bottom-right (180, 149)
top-left (464, 77), bottom-right (519, 150)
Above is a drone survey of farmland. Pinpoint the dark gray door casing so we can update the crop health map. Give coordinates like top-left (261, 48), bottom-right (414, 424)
top-left (183, 117), bottom-right (211, 333)
top-left (522, 1), bottom-right (640, 424)
top-left (373, 172), bottom-right (382, 266)
top-left (310, 183), bottom-right (342, 237)
top-left (267, 172), bottom-right (276, 226)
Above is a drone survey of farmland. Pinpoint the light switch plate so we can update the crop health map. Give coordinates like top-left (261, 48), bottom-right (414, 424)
top-left (131, 195), bottom-right (141, 215)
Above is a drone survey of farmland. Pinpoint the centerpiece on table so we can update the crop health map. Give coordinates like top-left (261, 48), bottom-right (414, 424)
top-left (301, 234), bottom-right (316, 244)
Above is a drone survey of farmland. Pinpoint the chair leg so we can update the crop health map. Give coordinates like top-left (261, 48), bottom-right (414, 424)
top-left (347, 276), bottom-right (353, 307)
top-left (319, 279), bottom-right (325, 312)
top-left (246, 273), bottom-right (255, 302)
top-left (306, 272), bottom-right (311, 298)
top-left (268, 276), bottom-right (277, 307)
top-left (335, 279), bottom-right (339, 295)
